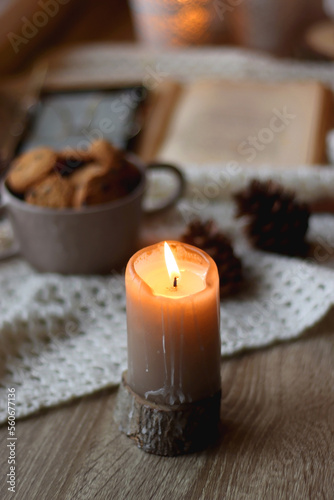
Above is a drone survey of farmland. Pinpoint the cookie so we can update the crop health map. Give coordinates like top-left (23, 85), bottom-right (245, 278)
top-left (55, 146), bottom-right (93, 177)
top-left (70, 162), bottom-right (108, 208)
top-left (75, 170), bottom-right (128, 208)
top-left (7, 147), bottom-right (56, 193)
top-left (118, 159), bottom-right (142, 193)
top-left (70, 162), bottom-right (106, 187)
top-left (88, 139), bottom-right (121, 170)
top-left (25, 173), bottom-right (74, 209)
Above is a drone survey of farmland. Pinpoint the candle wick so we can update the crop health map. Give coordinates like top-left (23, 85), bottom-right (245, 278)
top-left (173, 276), bottom-right (178, 288)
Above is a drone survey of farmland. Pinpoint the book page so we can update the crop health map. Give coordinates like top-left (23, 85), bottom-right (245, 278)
top-left (157, 80), bottom-right (330, 166)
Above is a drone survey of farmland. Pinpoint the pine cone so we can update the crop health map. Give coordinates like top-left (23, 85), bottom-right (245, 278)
top-left (181, 219), bottom-right (243, 298)
top-left (234, 180), bottom-right (310, 256)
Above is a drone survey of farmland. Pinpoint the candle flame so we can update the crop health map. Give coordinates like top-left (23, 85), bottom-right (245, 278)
top-left (164, 242), bottom-right (180, 286)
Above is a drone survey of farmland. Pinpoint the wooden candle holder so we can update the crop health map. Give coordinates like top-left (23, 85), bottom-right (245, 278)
top-left (114, 371), bottom-right (221, 456)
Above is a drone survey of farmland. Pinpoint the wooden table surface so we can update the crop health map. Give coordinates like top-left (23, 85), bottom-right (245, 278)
top-left (1, 308), bottom-right (334, 500)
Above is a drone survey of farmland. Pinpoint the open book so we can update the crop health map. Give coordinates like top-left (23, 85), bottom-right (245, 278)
top-left (138, 79), bottom-right (333, 166)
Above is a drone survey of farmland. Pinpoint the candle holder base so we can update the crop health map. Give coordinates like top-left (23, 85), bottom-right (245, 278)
top-left (114, 371), bottom-right (221, 456)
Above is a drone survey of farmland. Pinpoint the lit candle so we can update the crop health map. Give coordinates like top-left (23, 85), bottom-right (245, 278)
top-left (125, 240), bottom-right (221, 406)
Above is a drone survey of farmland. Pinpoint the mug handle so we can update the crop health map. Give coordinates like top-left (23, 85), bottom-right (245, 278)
top-left (144, 162), bottom-right (186, 215)
top-left (0, 183), bottom-right (20, 260)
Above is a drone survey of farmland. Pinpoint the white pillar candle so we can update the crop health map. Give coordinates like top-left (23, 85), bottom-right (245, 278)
top-left (125, 241), bottom-right (221, 406)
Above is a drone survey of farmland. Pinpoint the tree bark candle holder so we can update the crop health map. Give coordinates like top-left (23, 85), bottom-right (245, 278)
top-left (114, 371), bottom-right (221, 456)
top-left (114, 241), bottom-right (222, 456)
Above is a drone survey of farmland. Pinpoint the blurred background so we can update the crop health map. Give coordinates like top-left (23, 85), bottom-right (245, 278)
top-left (0, 0), bottom-right (332, 75)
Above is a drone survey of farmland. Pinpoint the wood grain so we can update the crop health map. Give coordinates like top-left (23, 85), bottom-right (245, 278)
top-left (1, 311), bottom-right (334, 499)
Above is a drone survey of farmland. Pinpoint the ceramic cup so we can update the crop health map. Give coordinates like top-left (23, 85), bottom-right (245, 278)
top-left (0, 154), bottom-right (185, 274)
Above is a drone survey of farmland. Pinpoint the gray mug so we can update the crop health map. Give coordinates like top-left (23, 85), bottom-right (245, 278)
top-left (0, 154), bottom-right (185, 274)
